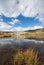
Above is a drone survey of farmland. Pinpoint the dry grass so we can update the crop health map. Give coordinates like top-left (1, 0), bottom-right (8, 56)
top-left (20, 32), bottom-right (44, 40)
top-left (14, 49), bottom-right (39, 65)
top-left (0, 31), bottom-right (44, 39)
top-left (0, 47), bottom-right (44, 65)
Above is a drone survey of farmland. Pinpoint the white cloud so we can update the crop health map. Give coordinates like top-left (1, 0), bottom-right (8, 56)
top-left (9, 19), bottom-right (20, 25)
top-left (10, 26), bottom-right (43, 31)
top-left (8, 26), bottom-right (30, 31)
top-left (33, 26), bottom-right (43, 30)
top-left (0, 17), bottom-right (21, 31)
top-left (0, 16), bottom-right (22, 31)
top-left (0, 21), bottom-right (11, 31)
top-left (21, 0), bottom-right (44, 22)
top-left (0, 0), bottom-right (20, 17)
top-left (0, 0), bottom-right (44, 22)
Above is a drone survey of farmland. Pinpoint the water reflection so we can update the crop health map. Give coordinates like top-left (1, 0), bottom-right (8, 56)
top-left (23, 39), bottom-right (44, 44)
top-left (0, 38), bottom-right (44, 45)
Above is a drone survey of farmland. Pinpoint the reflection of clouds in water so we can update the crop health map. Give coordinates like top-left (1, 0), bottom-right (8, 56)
top-left (0, 38), bottom-right (44, 44)
top-left (0, 38), bottom-right (12, 44)
top-left (23, 39), bottom-right (44, 44)
top-left (35, 40), bottom-right (44, 44)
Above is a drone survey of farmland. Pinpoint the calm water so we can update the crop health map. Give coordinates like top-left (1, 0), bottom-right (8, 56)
top-left (0, 38), bottom-right (44, 45)
top-left (0, 38), bottom-right (44, 55)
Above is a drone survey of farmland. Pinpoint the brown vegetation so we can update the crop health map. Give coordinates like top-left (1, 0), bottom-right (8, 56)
top-left (14, 49), bottom-right (39, 65)
top-left (0, 44), bottom-right (44, 65)
top-left (0, 31), bottom-right (44, 40)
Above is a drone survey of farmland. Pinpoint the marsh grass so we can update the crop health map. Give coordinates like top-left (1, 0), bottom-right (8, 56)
top-left (0, 46), bottom-right (44, 65)
top-left (0, 31), bottom-right (44, 40)
top-left (14, 49), bottom-right (39, 65)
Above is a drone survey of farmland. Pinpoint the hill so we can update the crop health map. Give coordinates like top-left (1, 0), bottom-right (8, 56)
top-left (25, 28), bottom-right (44, 32)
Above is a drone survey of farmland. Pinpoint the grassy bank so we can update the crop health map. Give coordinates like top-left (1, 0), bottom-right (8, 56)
top-left (20, 32), bottom-right (44, 40)
top-left (0, 31), bottom-right (44, 40)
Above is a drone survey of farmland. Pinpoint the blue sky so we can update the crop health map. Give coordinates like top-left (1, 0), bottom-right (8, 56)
top-left (0, 0), bottom-right (44, 31)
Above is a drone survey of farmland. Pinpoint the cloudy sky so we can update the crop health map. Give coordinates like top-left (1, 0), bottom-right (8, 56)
top-left (0, 0), bottom-right (44, 31)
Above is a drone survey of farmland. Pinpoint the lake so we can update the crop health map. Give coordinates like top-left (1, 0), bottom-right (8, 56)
top-left (0, 38), bottom-right (44, 50)
top-left (0, 38), bottom-right (44, 44)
